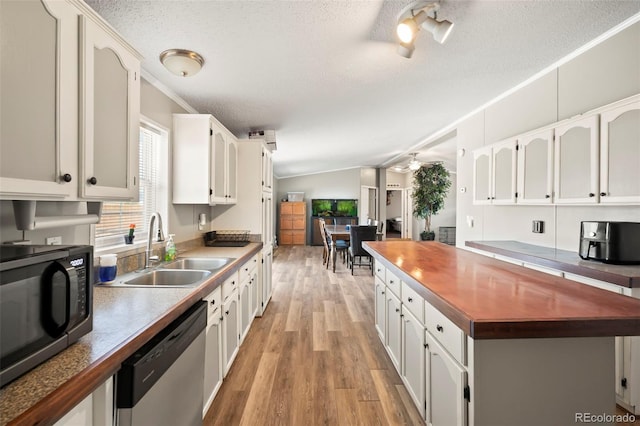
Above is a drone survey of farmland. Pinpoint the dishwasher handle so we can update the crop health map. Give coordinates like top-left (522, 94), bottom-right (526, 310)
top-left (116, 301), bottom-right (207, 408)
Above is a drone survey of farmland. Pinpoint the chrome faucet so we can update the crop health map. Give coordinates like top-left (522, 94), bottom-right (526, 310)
top-left (145, 212), bottom-right (165, 268)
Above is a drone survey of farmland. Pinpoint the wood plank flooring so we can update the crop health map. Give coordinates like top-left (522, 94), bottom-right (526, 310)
top-left (204, 245), bottom-right (422, 425)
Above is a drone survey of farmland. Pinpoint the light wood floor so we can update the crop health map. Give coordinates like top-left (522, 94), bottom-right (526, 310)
top-left (204, 245), bottom-right (423, 425)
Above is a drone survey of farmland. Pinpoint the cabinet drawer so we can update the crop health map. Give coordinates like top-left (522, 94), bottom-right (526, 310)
top-left (401, 282), bottom-right (424, 324)
top-left (425, 302), bottom-right (466, 365)
top-left (374, 261), bottom-right (385, 281)
top-left (204, 286), bottom-right (222, 322)
top-left (292, 231), bottom-right (305, 245)
top-left (280, 217), bottom-right (293, 230)
top-left (292, 217), bottom-right (305, 230)
top-left (385, 270), bottom-right (401, 298)
top-left (292, 203), bottom-right (306, 215)
top-left (222, 272), bottom-right (239, 301)
top-left (239, 254), bottom-right (260, 283)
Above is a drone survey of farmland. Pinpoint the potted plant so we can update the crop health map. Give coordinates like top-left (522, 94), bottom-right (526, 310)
top-left (412, 163), bottom-right (452, 241)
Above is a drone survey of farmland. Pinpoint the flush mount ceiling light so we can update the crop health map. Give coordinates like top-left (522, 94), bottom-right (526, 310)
top-left (408, 153), bottom-right (422, 171)
top-left (396, 1), bottom-right (454, 59)
top-left (159, 49), bottom-right (204, 77)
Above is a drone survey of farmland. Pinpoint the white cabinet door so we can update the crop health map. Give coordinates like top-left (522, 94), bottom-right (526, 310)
top-left (599, 95), bottom-right (640, 204)
top-left (172, 115), bottom-right (214, 204)
top-left (374, 276), bottom-right (386, 342)
top-left (262, 192), bottom-right (274, 249)
top-left (385, 291), bottom-right (402, 371)
top-left (79, 15), bottom-right (140, 200)
top-left (222, 290), bottom-right (239, 376)
top-left (226, 134), bottom-right (238, 203)
top-left (203, 303), bottom-right (222, 415)
top-left (426, 332), bottom-right (468, 426)
top-left (554, 115), bottom-right (599, 204)
top-left (472, 147), bottom-right (492, 205)
top-left (402, 307), bottom-right (426, 419)
top-left (250, 269), bottom-right (259, 318)
top-left (517, 128), bottom-right (554, 204)
top-left (261, 247), bottom-right (273, 314)
top-left (491, 138), bottom-right (517, 204)
top-left (239, 276), bottom-right (251, 343)
top-left (0, 0), bottom-right (79, 199)
top-left (262, 147), bottom-right (273, 192)
top-left (211, 127), bottom-right (237, 204)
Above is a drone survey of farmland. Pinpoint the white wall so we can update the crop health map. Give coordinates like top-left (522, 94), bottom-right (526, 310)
top-left (276, 168), bottom-right (362, 243)
top-left (456, 21), bottom-right (640, 252)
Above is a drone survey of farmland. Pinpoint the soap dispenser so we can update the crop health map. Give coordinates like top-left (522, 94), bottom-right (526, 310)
top-left (165, 234), bottom-right (177, 261)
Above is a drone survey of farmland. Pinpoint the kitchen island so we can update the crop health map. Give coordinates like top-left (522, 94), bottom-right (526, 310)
top-left (364, 240), bottom-right (640, 426)
top-left (0, 243), bottom-right (262, 426)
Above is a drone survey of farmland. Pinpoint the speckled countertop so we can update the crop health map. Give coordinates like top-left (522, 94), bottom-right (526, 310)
top-left (0, 243), bottom-right (262, 426)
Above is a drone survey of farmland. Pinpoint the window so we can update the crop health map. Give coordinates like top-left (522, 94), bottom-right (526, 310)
top-left (95, 120), bottom-right (168, 249)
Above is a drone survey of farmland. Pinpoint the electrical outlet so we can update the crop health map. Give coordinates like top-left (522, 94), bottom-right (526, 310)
top-left (46, 236), bottom-right (62, 245)
top-left (532, 221), bottom-right (544, 234)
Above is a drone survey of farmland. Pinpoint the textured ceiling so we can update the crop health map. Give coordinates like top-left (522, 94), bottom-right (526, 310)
top-left (85, 0), bottom-right (640, 178)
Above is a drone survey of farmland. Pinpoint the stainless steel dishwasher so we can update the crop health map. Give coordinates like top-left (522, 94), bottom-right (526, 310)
top-left (116, 301), bottom-right (207, 426)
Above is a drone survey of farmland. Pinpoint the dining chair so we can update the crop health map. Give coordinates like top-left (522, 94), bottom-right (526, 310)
top-left (348, 225), bottom-right (377, 275)
top-left (318, 219), bottom-right (329, 265)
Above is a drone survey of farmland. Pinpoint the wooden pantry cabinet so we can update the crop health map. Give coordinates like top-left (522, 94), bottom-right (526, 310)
top-left (279, 201), bottom-right (306, 245)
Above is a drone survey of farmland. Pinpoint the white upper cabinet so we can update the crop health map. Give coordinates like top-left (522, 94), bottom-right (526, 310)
top-left (211, 127), bottom-right (237, 204)
top-left (554, 114), bottom-right (599, 204)
top-left (173, 114), bottom-right (236, 205)
top-left (79, 15), bottom-right (140, 200)
top-left (599, 95), bottom-right (640, 204)
top-left (491, 138), bottom-right (518, 204)
top-left (517, 128), bottom-right (554, 204)
top-left (0, 0), bottom-right (140, 201)
top-left (262, 147), bottom-right (273, 193)
top-left (472, 147), bottom-right (492, 205)
top-left (0, 0), bottom-right (78, 199)
top-left (473, 138), bottom-right (517, 205)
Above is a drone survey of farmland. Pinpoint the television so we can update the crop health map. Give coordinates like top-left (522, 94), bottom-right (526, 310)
top-left (311, 199), bottom-right (358, 217)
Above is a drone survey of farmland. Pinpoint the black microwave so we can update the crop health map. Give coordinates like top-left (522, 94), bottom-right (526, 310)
top-left (0, 244), bottom-right (93, 387)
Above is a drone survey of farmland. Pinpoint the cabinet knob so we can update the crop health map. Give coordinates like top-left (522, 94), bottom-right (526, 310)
top-left (88, 177), bottom-right (98, 185)
top-left (486, 197), bottom-right (491, 200)
top-left (588, 193), bottom-right (595, 197)
top-left (395, 308), bottom-right (400, 313)
top-left (211, 300), bottom-right (215, 305)
top-left (408, 297), bottom-right (413, 302)
top-left (600, 192), bottom-right (606, 197)
top-left (389, 280), bottom-right (394, 284)
top-left (225, 310), bottom-right (230, 315)
top-left (381, 290), bottom-right (385, 294)
top-left (436, 325), bottom-right (444, 332)
top-left (61, 173), bottom-right (72, 183)
top-left (545, 194), bottom-right (550, 199)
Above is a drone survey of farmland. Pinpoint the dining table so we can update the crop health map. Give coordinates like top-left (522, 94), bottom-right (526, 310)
top-left (324, 225), bottom-right (383, 272)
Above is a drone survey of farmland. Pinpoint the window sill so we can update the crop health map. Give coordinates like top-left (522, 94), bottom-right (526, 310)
top-left (95, 241), bottom-right (163, 258)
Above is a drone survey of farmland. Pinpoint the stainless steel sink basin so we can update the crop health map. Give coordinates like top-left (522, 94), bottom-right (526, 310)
top-left (161, 257), bottom-right (236, 271)
top-left (122, 269), bottom-right (211, 287)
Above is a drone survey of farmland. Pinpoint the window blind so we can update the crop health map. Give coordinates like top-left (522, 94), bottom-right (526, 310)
top-left (95, 126), bottom-right (159, 248)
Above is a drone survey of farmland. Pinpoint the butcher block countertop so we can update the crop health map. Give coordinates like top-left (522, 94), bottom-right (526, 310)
top-left (466, 240), bottom-right (640, 288)
top-left (0, 243), bottom-right (262, 426)
top-left (363, 241), bottom-right (640, 340)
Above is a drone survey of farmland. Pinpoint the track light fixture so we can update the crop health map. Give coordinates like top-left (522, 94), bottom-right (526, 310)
top-left (396, 1), bottom-right (454, 59)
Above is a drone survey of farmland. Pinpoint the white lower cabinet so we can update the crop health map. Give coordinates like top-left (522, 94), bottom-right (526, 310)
top-left (426, 332), bottom-right (468, 426)
top-left (385, 291), bottom-right (402, 371)
top-left (55, 377), bottom-right (113, 426)
top-left (401, 307), bottom-right (426, 418)
top-left (374, 276), bottom-right (386, 341)
top-left (258, 247), bottom-right (273, 316)
top-left (221, 287), bottom-right (239, 377)
top-left (203, 287), bottom-right (223, 416)
top-left (239, 273), bottom-right (252, 343)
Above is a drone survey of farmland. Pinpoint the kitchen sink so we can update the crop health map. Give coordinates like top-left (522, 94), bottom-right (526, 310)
top-left (122, 269), bottom-right (211, 287)
top-left (161, 257), bottom-right (236, 271)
